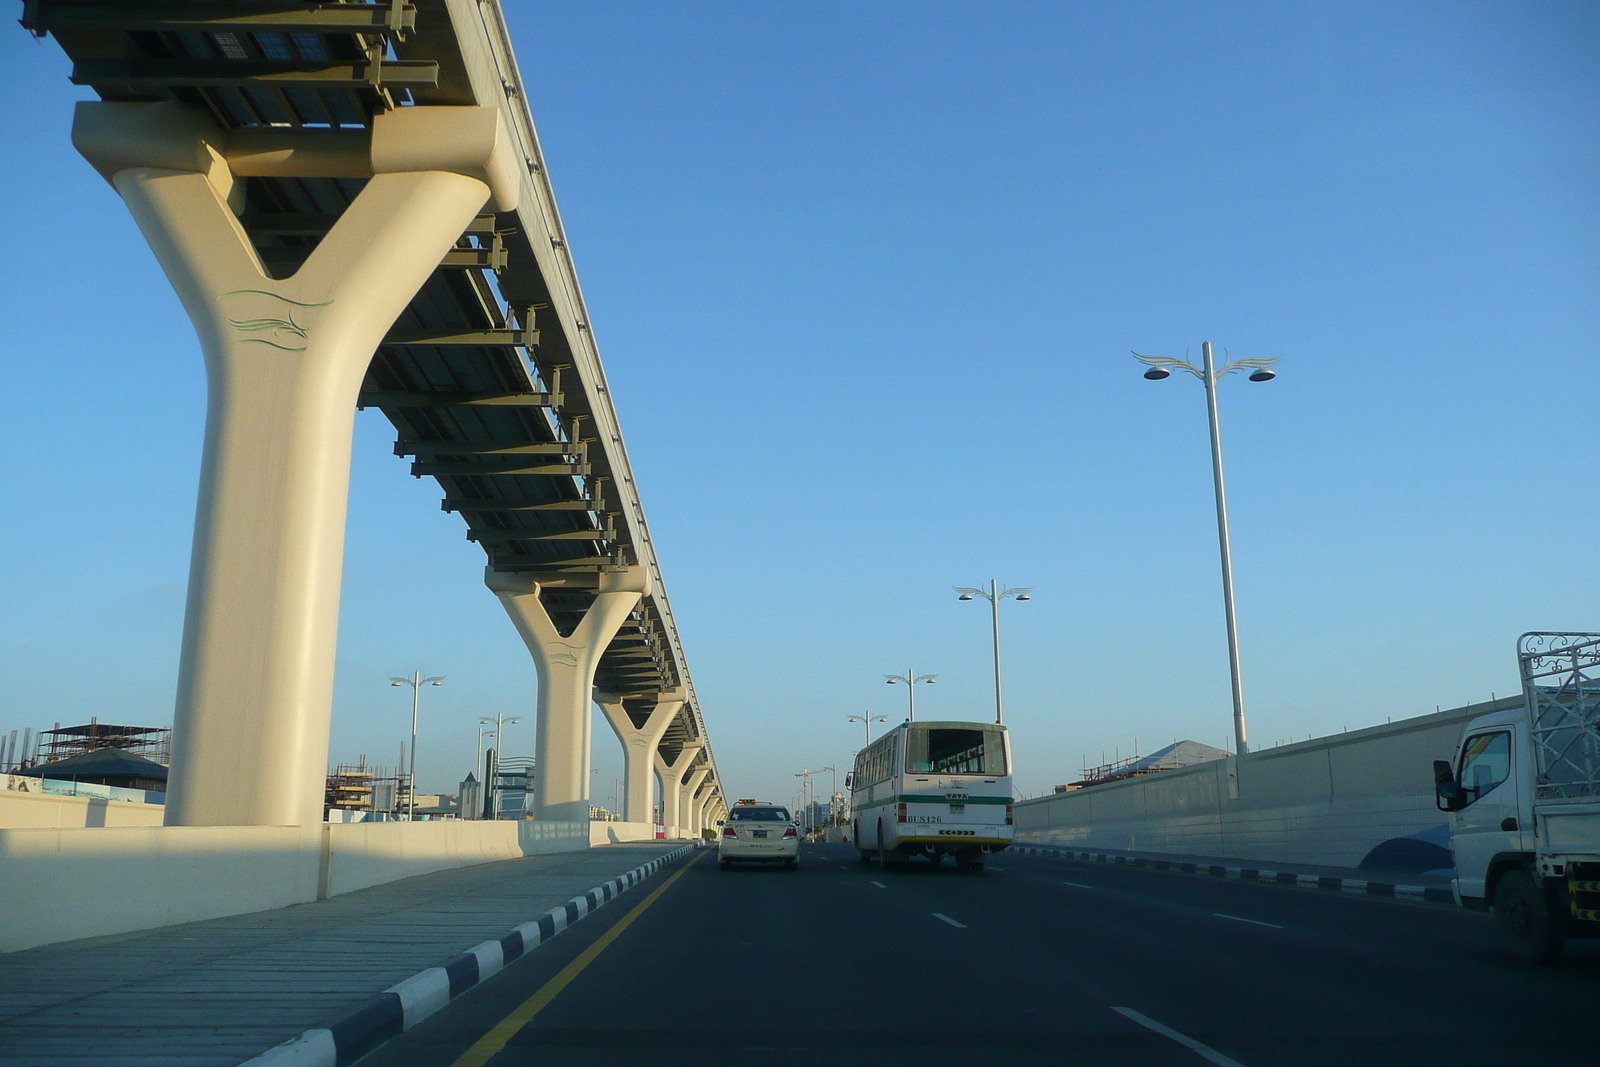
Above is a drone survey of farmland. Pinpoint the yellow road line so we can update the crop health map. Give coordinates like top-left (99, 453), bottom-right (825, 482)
top-left (448, 851), bottom-right (705, 1067)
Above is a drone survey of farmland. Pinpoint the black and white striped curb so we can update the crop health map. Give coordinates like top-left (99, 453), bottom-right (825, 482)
top-left (1011, 845), bottom-right (1454, 905)
top-left (240, 844), bottom-right (695, 1067)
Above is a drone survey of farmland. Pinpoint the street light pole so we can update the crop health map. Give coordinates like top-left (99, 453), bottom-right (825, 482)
top-left (477, 713), bottom-right (521, 819)
top-left (391, 672), bottom-right (444, 821)
top-left (847, 712), bottom-right (887, 748)
top-left (884, 670), bottom-right (937, 721)
top-left (956, 580), bottom-right (1032, 725)
top-left (1133, 341), bottom-right (1279, 757)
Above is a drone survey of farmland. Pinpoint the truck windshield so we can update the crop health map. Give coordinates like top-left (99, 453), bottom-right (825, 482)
top-left (904, 728), bottom-right (1007, 776)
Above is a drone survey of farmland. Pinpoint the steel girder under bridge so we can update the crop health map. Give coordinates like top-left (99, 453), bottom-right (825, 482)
top-left (27, 0), bottom-right (724, 835)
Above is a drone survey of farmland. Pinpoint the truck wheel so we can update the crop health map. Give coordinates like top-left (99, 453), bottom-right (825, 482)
top-left (1494, 869), bottom-right (1565, 962)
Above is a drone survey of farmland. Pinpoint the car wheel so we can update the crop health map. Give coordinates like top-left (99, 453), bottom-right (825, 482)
top-left (719, 859), bottom-right (731, 870)
top-left (784, 858), bottom-right (798, 871)
top-left (1494, 869), bottom-right (1564, 962)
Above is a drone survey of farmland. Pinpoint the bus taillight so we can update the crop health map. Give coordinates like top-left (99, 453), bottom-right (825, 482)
top-left (896, 802), bottom-right (907, 824)
top-left (1005, 804), bottom-right (1013, 826)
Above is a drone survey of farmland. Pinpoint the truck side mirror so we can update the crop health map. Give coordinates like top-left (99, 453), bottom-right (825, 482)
top-left (1433, 759), bottom-right (1464, 812)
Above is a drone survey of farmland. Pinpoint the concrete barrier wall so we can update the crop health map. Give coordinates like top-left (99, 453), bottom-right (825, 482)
top-left (0, 825), bottom-right (321, 952)
top-left (1014, 696), bottom-right (1520, 869)
top-left (0, 819), bottom-right (597, 953)
top-left (0, 790), bottom-right (166, 828)
top-left (588, 821), bottom-right (657, 846)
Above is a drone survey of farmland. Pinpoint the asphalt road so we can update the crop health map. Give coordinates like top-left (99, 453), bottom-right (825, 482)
top-left (362, 843), bottom-right (1600, 1067)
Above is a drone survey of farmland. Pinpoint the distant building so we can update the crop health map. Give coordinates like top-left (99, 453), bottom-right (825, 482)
top-left (459, 773), bottom-right (481, 820)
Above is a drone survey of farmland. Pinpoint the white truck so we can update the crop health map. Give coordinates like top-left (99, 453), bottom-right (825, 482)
top-left (1433, 632), bottom-right (1600, 960)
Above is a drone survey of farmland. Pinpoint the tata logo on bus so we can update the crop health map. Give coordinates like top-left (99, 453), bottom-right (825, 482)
top-left (944, 793), bottom-right (969, 800)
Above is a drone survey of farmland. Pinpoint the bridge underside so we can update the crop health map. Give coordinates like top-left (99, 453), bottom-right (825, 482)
top-left (33, 0), bottom-right (719, 821)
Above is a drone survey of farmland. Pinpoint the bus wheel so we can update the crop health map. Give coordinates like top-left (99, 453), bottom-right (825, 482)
top-left (956, 853), bottom-right (985, 873)
top-left (877, 821), bottom-right (897, 870)
top-left (856, 824), bottom-right (872, 863)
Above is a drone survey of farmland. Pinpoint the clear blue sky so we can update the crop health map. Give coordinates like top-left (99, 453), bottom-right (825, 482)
top-left (0, 3), bottom-right (1595, 807)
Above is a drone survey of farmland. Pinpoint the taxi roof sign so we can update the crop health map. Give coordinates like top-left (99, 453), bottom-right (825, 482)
top-left (736, 799), bottom-right (757, 805)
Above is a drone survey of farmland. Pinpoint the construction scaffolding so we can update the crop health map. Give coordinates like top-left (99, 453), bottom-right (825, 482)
top-left (324, 757), bottom-right (410, 818)
top-left (36, 718), bottom-right (171, 766)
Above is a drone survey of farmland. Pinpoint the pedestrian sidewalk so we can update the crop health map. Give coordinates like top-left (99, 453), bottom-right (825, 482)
top-left (0, 842), bottom-right (688, 1067)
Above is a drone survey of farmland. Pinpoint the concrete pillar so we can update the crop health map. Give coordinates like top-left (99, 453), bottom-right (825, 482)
top-left (653, 743), bottom-right (701, 839)
top-left (489, 568), bottom-right (652, 823)
top-left (681, 766), bottom-right (710, 838)
top-left (696, 790), bottom-right (717, 836)
top-left (595, 688), bottom-right (683, 825)
top-left (690, 787), bottom-right (714, 838)
top-left (72, 102), bottom-right (518, 827)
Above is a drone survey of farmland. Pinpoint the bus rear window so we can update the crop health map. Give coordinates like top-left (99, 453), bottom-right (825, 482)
top-left (905, 729), bottom-right (1006, 776)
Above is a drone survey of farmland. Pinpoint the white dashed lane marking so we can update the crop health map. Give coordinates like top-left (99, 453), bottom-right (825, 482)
top-left (932, 913), bottom-right (967, 928)
top-left (1061, 881), bottom-right (1095, 889)
top-left (1113, 1006), bottom-right (1247, 1067)
top-left (1212, 913), bottom-right (1283, 930)
top-left (869, 881), bottom-right (887, 889)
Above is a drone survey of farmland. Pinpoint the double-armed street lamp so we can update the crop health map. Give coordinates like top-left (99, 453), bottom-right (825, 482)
top-left (847, 711), bottom-right (887, 749)
top-left (1132, 341), bottom-right (1279, 757)
top-left (391, 672), bottom-right (444, 821)
top-left (955, 580), bottom-right (1032, 725)
top-left (478, 713), bottom-right (521, 818)
top-left (884, 670), bottom-right (936, 722)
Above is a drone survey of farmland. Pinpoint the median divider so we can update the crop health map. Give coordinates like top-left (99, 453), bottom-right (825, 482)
top-left (239, 844), bottom-right (695, 1067)
top-left (1010, 845), bottom-right (1455, 905)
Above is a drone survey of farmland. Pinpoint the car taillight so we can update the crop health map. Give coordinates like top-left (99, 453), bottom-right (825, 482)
top-left (783, 826), bottom-right (797, 838)
top-left (722, 826), bottom-right (736, 837)
top-left (1005, 804), bottom-right (1013, 826)
top-left (897, 802), bottom-right (907, 825)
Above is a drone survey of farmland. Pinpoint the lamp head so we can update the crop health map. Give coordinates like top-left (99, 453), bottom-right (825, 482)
top-left (1248, 368), bottom-right (1276, 382)
top-left (1143, 367), bottom-right (1171, 381)
top-left (958, 593), bottom-right (973, 601)
top-left (1015, 594), bottom-right (1031, 601)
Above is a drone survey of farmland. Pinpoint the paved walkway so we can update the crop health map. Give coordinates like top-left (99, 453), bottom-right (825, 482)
top-left (0, 843), bottom-right (686, 1067)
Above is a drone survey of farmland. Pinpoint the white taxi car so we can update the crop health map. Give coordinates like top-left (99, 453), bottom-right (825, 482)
top-left (718, 800), bottom-right (799, 870)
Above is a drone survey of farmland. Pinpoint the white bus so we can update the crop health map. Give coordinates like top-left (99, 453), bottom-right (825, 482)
top-left (848, 720), bottom-right (1013, 872)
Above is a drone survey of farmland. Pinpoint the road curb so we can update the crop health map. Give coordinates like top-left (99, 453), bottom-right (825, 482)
top-left (238, 844), bottom-right (695, 1067)
top-left (1010, 846), bottom-right (1455, 905)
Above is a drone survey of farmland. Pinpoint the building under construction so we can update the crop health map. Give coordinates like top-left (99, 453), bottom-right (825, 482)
top-left (3, 718), bottom-right (171, 774)
top-left (324, 757), bottom-right (411, 818)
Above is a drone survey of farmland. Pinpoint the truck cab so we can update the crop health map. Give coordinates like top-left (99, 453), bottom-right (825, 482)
top-left (1433, 632), bottom-right (1600, 961)
top-left (1439, 710), bottom-right (1533, 902)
